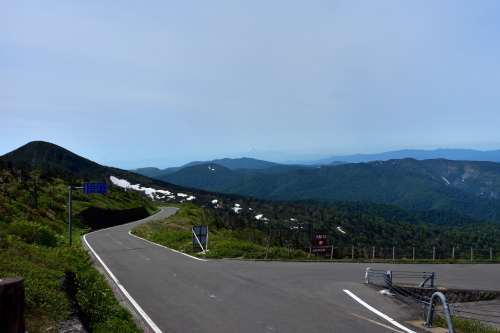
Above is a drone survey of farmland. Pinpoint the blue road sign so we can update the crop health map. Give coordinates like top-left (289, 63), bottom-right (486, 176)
top-left (83, 182), bottom-right (108, 194)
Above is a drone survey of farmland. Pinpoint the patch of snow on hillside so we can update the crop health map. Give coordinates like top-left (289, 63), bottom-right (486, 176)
top-left (442, 176), bottom-right (451, 186)
top-left (211, 199), bottom-right (218, 204)
top-left (290, 218), bottom-right (297, 222)
top-left (232, 206), bottom-right (242, 213)
top-left (234, 203), bottom-right (241, 207)
top-left (255, 214), bottom-right (264, 220)
top-left (336, 226), bottom-right (346, 234)
top-left (110, 176), bottom-right (131, 189)
top-left (177, 193), bottom-right (188, 197)
top-left (208, 165), bottom-right (216, 171)
top-left (110, 176), bottom-right (175, 200)
top-left (186, 196), bottom-right (196, 201)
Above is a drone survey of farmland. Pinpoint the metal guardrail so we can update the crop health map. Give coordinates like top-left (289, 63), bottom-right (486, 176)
top-left (365, 267), bottom-right (455, 333)
top-left (365, 268), bottom-right (435, 288)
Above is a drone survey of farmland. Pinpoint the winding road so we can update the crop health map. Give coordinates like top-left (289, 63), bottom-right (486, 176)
top-left (83, 207), bottom-right (500, 333)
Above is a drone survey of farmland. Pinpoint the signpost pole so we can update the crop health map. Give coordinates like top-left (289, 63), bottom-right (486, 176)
top-left (330, 245), bottom-right (334, 261)
top-left (372, 246), bottom-right (375, 262)
top-left (206, 227), bottom-right (209, 252)
top-left (68, 186), bottom-right (72, 246)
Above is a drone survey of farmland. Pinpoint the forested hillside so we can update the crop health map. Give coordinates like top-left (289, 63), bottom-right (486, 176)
top-left (158, 158), bottom-right (500, 222)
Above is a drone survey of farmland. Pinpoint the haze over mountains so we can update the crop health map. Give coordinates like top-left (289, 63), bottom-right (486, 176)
top-left (313, 148), bottom-right (500, 165)
top-left (133, 149), bottom-right (500, 223)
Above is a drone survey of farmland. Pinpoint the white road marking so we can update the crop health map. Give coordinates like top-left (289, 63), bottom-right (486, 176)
top-left (350, 312), bottom-right (405, 333)
top-left (83, 233), bottom-right (162, 333)
top-left (128, 231), bottom-right (207, 262)
top-left (343, 289), bottom-right (417, 333)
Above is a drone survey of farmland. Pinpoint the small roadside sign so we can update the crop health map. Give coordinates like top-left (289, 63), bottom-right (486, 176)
top-left (311, 232), bottom-right (330, 255)
top-left (192, 225), bottom-right (208, 253)
top-left (83, 182), bottom-right (108, 194)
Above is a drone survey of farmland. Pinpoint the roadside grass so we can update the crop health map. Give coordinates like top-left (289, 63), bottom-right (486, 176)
top-left (132, 203), bottom-right (310, 259)
top-left (0, 170), bottom-right (154, 332)
top-left (0, 235), bottom-right (140, 333)
top-left (435, 315), bottom-right (500, 333)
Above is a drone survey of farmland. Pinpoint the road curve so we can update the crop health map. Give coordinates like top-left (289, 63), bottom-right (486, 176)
top-left (83, 208), bottom-right (500, 333)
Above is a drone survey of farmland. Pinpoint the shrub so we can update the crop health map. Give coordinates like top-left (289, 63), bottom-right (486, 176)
top-left (8, 220), bottom-right (59, 247)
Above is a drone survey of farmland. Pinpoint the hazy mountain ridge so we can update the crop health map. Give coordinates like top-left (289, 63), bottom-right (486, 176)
top-left (315, 148), bottom-right (500, 164)
top-left (157, 158), bottom-right (500, 222)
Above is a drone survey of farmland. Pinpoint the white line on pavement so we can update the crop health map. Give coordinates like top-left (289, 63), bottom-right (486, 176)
top-left (83, 233), bottom-right (163, 333)
top-left (350, 312), bottom-right (405, 333)
top-left (128, 231), bottom-right (207, 262)
top-left (343, 289), bottom-right (417, 333)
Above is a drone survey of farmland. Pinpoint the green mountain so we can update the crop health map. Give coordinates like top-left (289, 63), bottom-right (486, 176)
top-left (132, 157), bottom-right (283, 179)
top-left (0, 141), bottom-right (196, 194)
top-left (158, 158), bottom-right (500, 222)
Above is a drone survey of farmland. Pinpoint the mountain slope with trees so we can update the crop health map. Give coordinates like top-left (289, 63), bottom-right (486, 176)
top-left (157, 158), bottom-right (500, 222)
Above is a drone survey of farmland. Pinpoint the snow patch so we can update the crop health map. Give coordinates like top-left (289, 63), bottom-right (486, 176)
top-left (442, 176), bottom-right (451, 186)
top-left (255, 214), bottom-right (264, 220)
top-left (211, 199), bottom-right (218, 204)
top-left (110, 176), bottom-right (191, 201)
top-left (336, 226), bottom-right (346, 234)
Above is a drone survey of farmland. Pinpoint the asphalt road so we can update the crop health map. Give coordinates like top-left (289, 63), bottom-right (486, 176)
top-left (84, 208), bottom-right (500, 333)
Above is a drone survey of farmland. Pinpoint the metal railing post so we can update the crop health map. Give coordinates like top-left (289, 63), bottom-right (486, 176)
top-left (392, 246), bottom-right (395, 262)
top-left (452, 246), bottom-right (455, 260)
top-left (412, 247), bottom-right (415, 262)
top-left (372, 246), bottom-right (375, 262)
top-left (351, 246), bottom-right (354, 261)
top-left (432, 246), bottom-right (436, 261)
top-left (425, 292), bottom-right (455, 333)
top-left (490, 248), bottom-right (493, 261)
top-left (470, 247), bottom-right (473, 262)
top-left (365, 267), bottom-right (371, 284)
top-left (385, 270), bottom-right (393, 288)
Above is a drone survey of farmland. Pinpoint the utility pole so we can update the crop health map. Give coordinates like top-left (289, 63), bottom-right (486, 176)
top-left (68, 186), bottom-right (73, 246)
top-left (67, 183), bottom-right (106, 246)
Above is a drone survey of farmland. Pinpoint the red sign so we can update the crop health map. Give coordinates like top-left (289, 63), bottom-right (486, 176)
top-left (313, 233), bottom-right (329, 247)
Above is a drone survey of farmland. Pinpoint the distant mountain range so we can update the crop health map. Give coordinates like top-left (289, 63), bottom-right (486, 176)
top-left (132, 157), bottom-right (284, 178)
top-left (6, 142), bottom-right (500, 223)
top-left (312, 148), bottom-right (500, 165)
top-left (135, 158), bottom-right (500, 222)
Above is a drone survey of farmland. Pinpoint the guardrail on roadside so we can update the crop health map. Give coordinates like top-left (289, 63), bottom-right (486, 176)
top-left (365, 267), bottom-right (455, 333)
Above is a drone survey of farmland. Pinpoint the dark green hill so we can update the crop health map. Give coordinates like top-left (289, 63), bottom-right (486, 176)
top-left (160, 158), bottom-right (500, 222)
top-left (1, 141), bottom-right (109, 178)
top-left (133, 157), bottom-right (283, 179)
top-left (0, 141), bottom-right (198, 194)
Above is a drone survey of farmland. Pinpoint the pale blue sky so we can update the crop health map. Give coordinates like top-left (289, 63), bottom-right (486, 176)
top-left (2, 1), bottom-right (500, 168)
